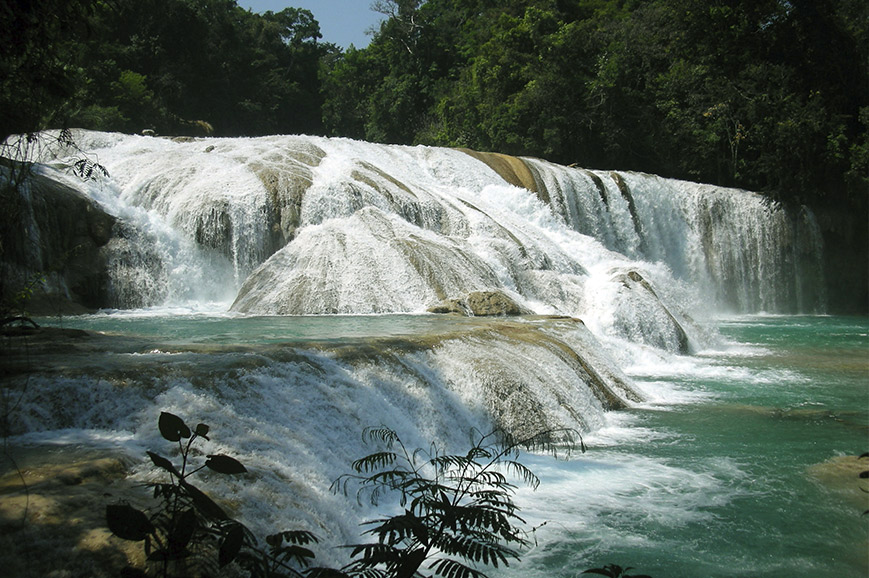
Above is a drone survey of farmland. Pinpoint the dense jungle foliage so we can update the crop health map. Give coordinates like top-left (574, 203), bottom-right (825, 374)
top-left (1, 0), bottom-right (867, 209)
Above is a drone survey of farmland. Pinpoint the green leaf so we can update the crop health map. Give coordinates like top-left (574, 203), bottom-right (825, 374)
top-left (219, 524), bottom-right (245, 567)
top-left (205, 454), bottom-right (248, 475)
top-left (194, 423), bottom-right (210, 440)
top-left (158, 412), bottom-right (191, 442)
top-left (146, 451), bottom-right (181, 477)
top-left (182, 480), bottom-right (228, 520)
top-left (166, 508), bottom-right (197, 558)
top-left (106, 504), bottom-right (154, 541)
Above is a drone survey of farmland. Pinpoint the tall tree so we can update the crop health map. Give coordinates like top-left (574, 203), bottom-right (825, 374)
top-left (0, 0), bottom-right (96, 143)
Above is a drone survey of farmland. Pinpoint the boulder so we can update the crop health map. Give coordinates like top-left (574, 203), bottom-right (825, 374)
top-left (1, 165), bottom-right (115, 314)
top-left (428, 290), bottom-right (530, 317)
top-left (1, 162), bottom-right (163, 314)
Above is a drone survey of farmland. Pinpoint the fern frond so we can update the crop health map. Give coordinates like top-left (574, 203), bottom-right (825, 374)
top-left (428, 557), bottom-right (490, 578)
top-left (433, 533), bottom-right (520, 568)
top-left (275, 544), bottom-right (317, 567)
top-left (466, 470), bottom-right (510, 488)
top-left (361, 427), bottom-right (401, 448)
top-left (343, 543), bottom-right (404, 566)
top-left (499, 460), bottom-right (540, 490)
top-left (352, 451), bottom-right (403, 474)
top-left (467, 489), bottom-right (513, 507)
top-left (268, 529), bottom-right (319, 546)
top-left (435, 503), bottom-right (521, 535)
top-left (339, 558), bottom-right (391, 578)
top-left (360, 511), bottom-right (429, 546)
top-left (465, 446), bottom-right (494, 461)
top-left (430, 454), bottom-right (472, 473)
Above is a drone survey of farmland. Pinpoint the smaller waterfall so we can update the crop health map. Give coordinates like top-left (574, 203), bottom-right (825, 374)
top-left (5, 314), bottom-right (641, 553)
top-left (522, 159), bottom-right (827, 313)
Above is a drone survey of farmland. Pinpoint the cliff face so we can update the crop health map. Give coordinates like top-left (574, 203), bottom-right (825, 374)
top-left (815, 204), bottom-right (869, 315)
top-left (1, 163), bottom-right (116, 314)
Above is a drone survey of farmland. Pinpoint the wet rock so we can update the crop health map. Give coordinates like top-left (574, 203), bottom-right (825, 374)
top-left (428, 290), bottom-right (531, 317)
top-left (0, 163), bottom-right (165, 314)
top-left (1, 164), bottom-right (116, 313)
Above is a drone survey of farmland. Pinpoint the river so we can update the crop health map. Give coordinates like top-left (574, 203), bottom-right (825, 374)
top-left (511, 314), bottom-right (868, 577)
top-left (12, 311), bottom-right (866, 577)
top-left (2, 130), bottom-right (864, 576)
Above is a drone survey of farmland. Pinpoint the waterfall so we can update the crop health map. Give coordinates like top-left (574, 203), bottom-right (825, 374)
top-left (6, 313), bottom-right (641, 552)
top-left (520, 159), bottom-right (827, 313)
top-left (15, 129), bottom-right (827, 328)
top-left (0, 130), bottom-right (841, 574)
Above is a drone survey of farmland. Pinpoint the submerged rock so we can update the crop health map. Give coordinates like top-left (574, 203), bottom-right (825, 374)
top-left (0, 447), bottom-right (141, 578)
top-left (610, 269), bottom-right (692, 354)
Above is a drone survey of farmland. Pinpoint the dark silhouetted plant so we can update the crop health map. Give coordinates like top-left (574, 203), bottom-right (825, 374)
top-left (106, 411), bottom-right (335, 578)
top-left (332, 427), bottom-right (580, 578)
top-left (583, 564), bottom-right (653, 578)
top-left (108, 412), bottom-right (650, 578)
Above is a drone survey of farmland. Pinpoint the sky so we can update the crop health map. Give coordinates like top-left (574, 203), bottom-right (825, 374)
top-left (237, 1), bottom-right (384, 49)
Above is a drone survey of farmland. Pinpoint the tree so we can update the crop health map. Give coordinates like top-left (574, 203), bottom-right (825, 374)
top-left (333, 426), bottom-right (580, 578)
top-left (321, 0), bottom-right (866, 210)
top-left (0, 0), bottom-right (97, 144)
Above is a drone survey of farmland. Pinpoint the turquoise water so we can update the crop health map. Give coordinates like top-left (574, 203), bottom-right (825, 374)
top-left (38, 311), bottom-right (494, 344)
top-left (513, 315), bottom-right (868, 577)
top-left (27, 313), bottom-right (869, 576)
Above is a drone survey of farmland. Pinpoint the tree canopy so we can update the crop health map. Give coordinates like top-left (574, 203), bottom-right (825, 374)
top-left (325, 0), bottom-right (867, 208)
top-left (1, 0), bottom-right (866, 209)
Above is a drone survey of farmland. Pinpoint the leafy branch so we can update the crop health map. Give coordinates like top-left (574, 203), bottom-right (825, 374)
top-left (332, 426), bottom-right (582, 578)
top-left (108, 413), bottom-right (651, 577)
top-left (106, 412), bottom-right (334, 578)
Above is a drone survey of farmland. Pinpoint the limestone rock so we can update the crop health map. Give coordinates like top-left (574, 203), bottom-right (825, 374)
top-left (428, 290), bottom-right (530, 317)
top-left (1, 165), bottom-right (115, 313)
top-left (0, 163), bottom-right (162, 314)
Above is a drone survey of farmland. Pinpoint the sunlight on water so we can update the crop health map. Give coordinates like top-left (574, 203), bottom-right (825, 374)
top-left (498, 315), bottom-right (869, 578)
top-left (4, 131), bottom-right (858, 576)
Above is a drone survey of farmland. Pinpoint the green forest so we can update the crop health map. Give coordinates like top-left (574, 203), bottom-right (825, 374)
top-left (2, 0), bottom-right (867, 209)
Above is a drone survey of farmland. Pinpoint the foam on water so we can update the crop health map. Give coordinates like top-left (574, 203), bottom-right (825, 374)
top-left (5, 131), bottom-right (856, 576)
top-left (24, 129), bottom-right (827, 343)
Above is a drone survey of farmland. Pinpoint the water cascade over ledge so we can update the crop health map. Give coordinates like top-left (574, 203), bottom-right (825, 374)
top-left (0, 130), bottom-right (846, 576)
top-left (5, 130), bottom-right (826, 321)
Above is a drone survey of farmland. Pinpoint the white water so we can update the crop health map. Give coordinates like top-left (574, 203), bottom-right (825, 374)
top-left (29, 130), bottom-right (826, 334)
top-left (4, 130), bottom-right (849, 576)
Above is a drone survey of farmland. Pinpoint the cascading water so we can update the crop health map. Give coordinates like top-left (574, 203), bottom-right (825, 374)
top-left (523, 158), bottom-right (827, 313)
top-left (25, 129), bottom-right (825, 322)
top-left (1, 130), bottom-right (855, 578)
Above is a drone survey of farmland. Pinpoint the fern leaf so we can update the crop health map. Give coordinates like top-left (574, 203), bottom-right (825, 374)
top-left (267, 529), bottom-right (319, 546)
top-left (352, 451), bottom-right (400, 473)
top-left (362, 426), bottom-right (401, 448)
top-left (500, 459), bottom-right (540, 490)
top-left (360, 511), bottom-right (429, 545)
top-left (434, 533), bottom-right (520, 568)
top-left (428, 557), bottom-right (489, 578)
